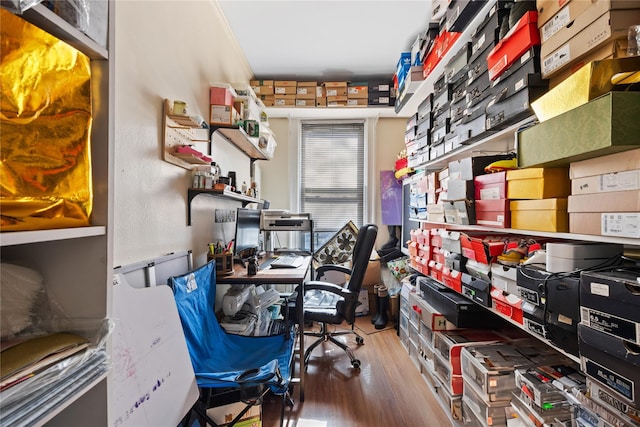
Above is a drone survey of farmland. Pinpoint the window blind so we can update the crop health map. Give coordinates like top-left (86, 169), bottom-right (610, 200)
top-left (300, 122), bottom-right (365, 239)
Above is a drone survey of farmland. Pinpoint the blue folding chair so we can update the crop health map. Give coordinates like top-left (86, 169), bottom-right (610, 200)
top-left (169, 261), bottom-right (295, 427)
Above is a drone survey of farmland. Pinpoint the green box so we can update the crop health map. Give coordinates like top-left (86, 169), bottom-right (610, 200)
top-left (517, 92), bottom-right (640, 168)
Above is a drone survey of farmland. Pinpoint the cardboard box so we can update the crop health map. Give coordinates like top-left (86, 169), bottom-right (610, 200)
top-left (274, 86), bottom-right (296, 95)
top-left (475, 199), bottom-right (510, 228)
top-left (297, 81), bottom-right (317, 87)
top-left (518, 92), bottom-right (640, 168)
top-left (541, 10), bottom-right (639, 78)
top-left (316, 97), bottom-right (326, 107)
top-left (474, 171), bottom-right (506, 200)
top-left (510, 198), bottom-right (569, 232)
top-left (325, 87), bottom-right (347, 97)
top-left (347, 83), bottom-right (368, 99)
top-left (532, 57), bottom-right (640, 122)
top-left (273, 95), bottom-right (296, 107)
top-left (487, 11), bottom-right (540, 81)
top-left (295, 99), bottom-right (315, 107)
top-left (547, 36), bottom-right (629, 88)
top-left (568, 189), bottom-right (640, 212)
top-left (506, 168), bottom-right (570, 199)
top-left (250, 79), bottom-right (274, 96)
top-left (274, 80), bottom-right (297, 87)
top-left (490, 287), bottom-right (524, 324)
top-left (209, 104), bottom-right (233, 125)
top-left (539, 0), bottom-right (640, 55)
top-left (250, 79), bottom-right (273, 86)
top-left (569, 147), bottom-right (640, 178)
top-left (346, 98), bottom-right (367, 107)
top-left (571, 169), bottom-right (640, 195)
top-left (570, 212), bottom-right (640, 238)
top-left (295, 85), bottom-right (316, 99)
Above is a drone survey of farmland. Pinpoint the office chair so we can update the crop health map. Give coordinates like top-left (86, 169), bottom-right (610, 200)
top-left (301, 223), bottom-right (378, 369)
top-left (169, 261), bottom-right (295, 427)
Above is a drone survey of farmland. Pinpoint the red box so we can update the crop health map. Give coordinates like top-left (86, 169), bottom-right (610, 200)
top-left (418, 244), bottom-right (431, 259)
top-left (487, 11), bottom-right (540, 80)
top-left (442, 267), bottom-right (462, 293)
top-left (423, 31), bottom-right (462, 78)
top-left (475, 199), bottom-right (511, 228)
top-left (432, 247), bottom-right (445, 264)
top-left (429, 261), bottom-right (444, 282)
top-left (431, 229), bottom-right (443, 248)
top-left (490, 287), bottom-right (523, 324)
top-left (459, 233), bottom-right (505, 264)
top-left (474, 171), bottom-right (507, 200)
top-left (210, 86), bottom-right (234, 105)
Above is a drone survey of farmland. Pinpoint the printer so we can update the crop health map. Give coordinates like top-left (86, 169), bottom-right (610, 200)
top-left (220, 285), bottom-right (281, 336)
top-left (261, 210), bottom-right (312, 231)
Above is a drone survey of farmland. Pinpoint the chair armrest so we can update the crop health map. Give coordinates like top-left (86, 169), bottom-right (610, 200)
top-left (303, 280), bottom-right (356, 299)
top-left (315, 264), bottom-right (352, 280)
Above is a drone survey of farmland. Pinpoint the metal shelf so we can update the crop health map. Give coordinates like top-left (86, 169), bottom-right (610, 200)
top-left (187, 188), bottom-right (263, 226)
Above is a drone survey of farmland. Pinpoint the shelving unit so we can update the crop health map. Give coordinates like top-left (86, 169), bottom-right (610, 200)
top-left (394, 1), bottom-right (498, 117)
top-left (210, 125), bottom-right (271, 161)
top-left (1, 3), bottom-right (113, 426)
top-left (162, 99), bottom-right (211, 169)
top-left (187, 188), bottom-right (264, 225)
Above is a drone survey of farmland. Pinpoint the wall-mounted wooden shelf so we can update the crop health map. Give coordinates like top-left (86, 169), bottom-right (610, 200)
top-left (210, 125), bottom-right (271, 160)
top-left (162, 99), bottom-right (210, 169)
top-left (187, 188), bottom-right (263, 225)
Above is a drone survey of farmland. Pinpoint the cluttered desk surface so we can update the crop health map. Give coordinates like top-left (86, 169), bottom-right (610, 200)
top-left (215, 253), bottom-right (312, 285)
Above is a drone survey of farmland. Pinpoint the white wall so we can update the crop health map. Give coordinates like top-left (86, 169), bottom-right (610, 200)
top-left (114, 1), bottom-right (406, 268)
top-left (114, 0), bottom-right (255, 269)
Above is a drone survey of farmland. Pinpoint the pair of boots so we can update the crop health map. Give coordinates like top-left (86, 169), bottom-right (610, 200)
top-left (370, 284), bottom-right (389, 330)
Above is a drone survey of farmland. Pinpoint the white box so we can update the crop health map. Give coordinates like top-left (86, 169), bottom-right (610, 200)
top-left (490, 264), bottom-right (518, 294)
top-left (571, 169), bottom-right (640, 195)
top-left (546, 242), bottom-right (623, 273)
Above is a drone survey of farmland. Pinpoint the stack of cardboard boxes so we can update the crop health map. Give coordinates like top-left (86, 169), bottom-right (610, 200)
top-left (249, 79), bottom-right (394, 108)
top-left (537, 0), bottom-right (639, 86)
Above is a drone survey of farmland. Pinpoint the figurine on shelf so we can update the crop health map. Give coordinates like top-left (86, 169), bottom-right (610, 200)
top-left (249, 182), bottom-right (258, 199)
top-left (241, 181), bottom-right (248, 194)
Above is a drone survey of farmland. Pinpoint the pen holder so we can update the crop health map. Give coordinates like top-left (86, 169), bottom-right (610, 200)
top-left (208, 253), bottom-right (233, 276)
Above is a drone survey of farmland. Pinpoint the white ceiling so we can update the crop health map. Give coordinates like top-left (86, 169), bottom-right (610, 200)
top-left (218, 0), bottom-right (433, 81)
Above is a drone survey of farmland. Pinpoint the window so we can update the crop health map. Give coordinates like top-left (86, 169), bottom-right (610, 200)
top-left (300, 121), bottom-right (366, 248)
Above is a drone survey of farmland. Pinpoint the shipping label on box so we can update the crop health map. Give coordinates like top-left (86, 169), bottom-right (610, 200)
top-left (326, 87), bottom-right (347, 97)
top-left (274, 86), bottom-right (296, 95)
top-left (602, 213), bottom-right (640, 238)
top-left (541, 10), bottom-right (638, 78)
top-left (252, 85), bottom-right (274, 95)
top-left (209, 104), bottom-right (233, 125)
top-left (572, 169), bottom-right (640, 194)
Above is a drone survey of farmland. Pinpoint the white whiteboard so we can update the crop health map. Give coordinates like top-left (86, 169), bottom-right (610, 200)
top-left (110, 274), bottom-right (199, 427)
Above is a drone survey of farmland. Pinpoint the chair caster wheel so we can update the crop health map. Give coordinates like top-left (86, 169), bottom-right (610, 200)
top-left (356, 336), bottom-right (364, 345)
top-left (352, 359), bottom-right (361, 369)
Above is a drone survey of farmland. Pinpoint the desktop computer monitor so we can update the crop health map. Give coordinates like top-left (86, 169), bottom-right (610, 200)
top-left (234, 207), bottom-right (262, 264)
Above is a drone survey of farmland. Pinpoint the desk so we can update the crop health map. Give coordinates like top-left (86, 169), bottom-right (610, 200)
top-left (215, 253), bottom-right (311, 401)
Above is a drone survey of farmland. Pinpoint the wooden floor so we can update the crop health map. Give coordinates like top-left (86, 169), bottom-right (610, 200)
top-left (261, 315), bottom-right (452, 427)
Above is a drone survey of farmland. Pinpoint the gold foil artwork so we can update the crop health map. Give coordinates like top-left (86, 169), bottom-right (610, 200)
top-left (1, 9), bottom-right (93, 231)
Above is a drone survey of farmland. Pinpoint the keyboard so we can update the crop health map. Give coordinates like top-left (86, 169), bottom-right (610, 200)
top-left (270, 254), bottom-right (304, 269)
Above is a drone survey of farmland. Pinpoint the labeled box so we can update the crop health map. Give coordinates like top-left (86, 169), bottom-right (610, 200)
top-left (579, 324), bottom-right (640, 408)
top-left (487, 11), bottom-right (540, 81)
top-left (541, 9), bottom-right (639, 78)
top-left (347, 82), bottom-right (368, 99)
top-left (580, 269), bottom-right (640, 345)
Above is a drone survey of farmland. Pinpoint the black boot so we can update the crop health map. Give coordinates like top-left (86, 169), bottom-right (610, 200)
top-left (375, 286), bottom-right (389, 329)
top-left (371, 284), bottom-right (382, 324)
top-left (380, 225), bottom-right (399, 250)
